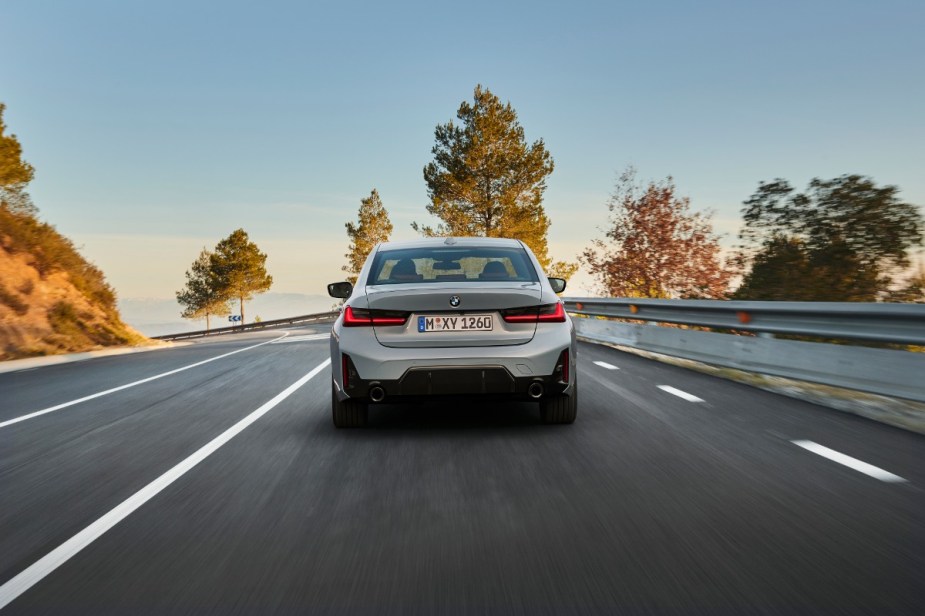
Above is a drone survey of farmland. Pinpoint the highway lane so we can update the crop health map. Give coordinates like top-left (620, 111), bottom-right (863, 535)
top-left (0, 329), bottom-right (327, 593)
top-left (0, 331), bottom-right (294, 426)
top-left (1, 332), bottom-right (923, 613)
top-left (578, 343), bottom-right (925, 486)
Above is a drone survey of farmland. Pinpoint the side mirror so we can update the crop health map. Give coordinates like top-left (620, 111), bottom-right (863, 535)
top-left (548, 277), bottom-right (566, 294)
top-left (327, 281), bottom-right (353, 299)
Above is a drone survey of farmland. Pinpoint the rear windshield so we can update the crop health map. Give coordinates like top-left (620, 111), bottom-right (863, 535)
top-left (366, 246), bottom-right (539, 286)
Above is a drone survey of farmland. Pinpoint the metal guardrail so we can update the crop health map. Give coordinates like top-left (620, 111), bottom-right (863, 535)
top-left (151, 300), bottom-right (924, 401)
top-left (562, 298), bottom-right (925, 346)
top-left (153, 311), bottom-right (339, 341)
top-left (562, 298), bottom-right (925, 403)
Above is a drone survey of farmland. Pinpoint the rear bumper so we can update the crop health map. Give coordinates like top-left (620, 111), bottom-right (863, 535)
top-left (331, 318), bottom-right (575, 402)
top-left (345, 365), bottom-right (570, 402)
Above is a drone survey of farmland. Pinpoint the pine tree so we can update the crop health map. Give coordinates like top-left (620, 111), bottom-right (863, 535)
top-left (344, 189), bottom-right (393, 284)
top-left (414, 85), bottom-right (576, 278)
top-left (176, 248), bottom-right (231, 330)
top-left (581, 168), bottom-right (731, 299)
top-left (0, 103), bottom-right (36, 214)
top-left (210, 229), bottom-right (273, 324)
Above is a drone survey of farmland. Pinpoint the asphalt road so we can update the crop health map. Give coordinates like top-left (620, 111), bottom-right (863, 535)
top-left (1, 327), bottom-right (923, 614)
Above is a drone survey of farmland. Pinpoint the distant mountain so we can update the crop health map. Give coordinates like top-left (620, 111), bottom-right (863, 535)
top-left (119, 292), bottom-right (335, 337)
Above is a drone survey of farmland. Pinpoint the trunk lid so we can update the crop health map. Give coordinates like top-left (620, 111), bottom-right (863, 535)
top-left (366, 282), bottom-right (542, 348)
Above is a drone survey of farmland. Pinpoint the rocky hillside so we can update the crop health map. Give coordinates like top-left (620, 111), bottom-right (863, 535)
top-left (0, 206), bottom-right (146, 360)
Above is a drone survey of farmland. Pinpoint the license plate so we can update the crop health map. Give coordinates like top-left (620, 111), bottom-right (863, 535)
top-left (417, 314), bottom-right (493, 332)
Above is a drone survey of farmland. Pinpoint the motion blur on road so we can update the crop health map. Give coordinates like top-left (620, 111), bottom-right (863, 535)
top-left (1, 326), bottom-right (923, 613)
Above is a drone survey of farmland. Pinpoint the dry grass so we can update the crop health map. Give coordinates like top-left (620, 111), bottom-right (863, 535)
top-left (0, 282), bottom-right (28, 315)
top-left (1, 206), bottom-right (149, 359)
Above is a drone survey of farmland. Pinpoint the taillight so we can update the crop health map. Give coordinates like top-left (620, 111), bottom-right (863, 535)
top-left (538, 303), bottom-right (567, 323)
top-left (501, 302), bottom-right (566, 323)
top-left (343, 306), bottom-right (408, 327)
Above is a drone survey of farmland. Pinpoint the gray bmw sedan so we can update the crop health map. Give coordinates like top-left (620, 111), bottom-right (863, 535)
top-left (327, 237), bottom-right (577, 427)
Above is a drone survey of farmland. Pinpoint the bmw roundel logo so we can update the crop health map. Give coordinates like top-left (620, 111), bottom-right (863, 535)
top-left (449, 295), bottom-right (461, 307)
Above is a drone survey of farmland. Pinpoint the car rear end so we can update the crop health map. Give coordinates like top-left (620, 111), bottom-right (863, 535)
top-left (329, 238), bottom-right (576, 426)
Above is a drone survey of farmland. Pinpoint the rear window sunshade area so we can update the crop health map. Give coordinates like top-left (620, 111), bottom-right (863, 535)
top-left (367, 246), bottom-right (539, 285)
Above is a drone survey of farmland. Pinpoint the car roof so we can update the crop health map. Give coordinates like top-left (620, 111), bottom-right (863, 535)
top-left (375, 237), bottom-right (525, 251)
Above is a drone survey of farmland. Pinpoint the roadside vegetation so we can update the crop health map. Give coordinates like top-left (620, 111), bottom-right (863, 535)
top-left (733, 175), bottom-right (923, 301)
top-left (176, 229), bottom-right (272, 330)
top-left (343, 189), bottom-right (392, 285)
top-left (175, 249), bottom-right (231, 331)
top-left (413, 85), bottom-right (578, 281)
top-left (0, 103), bottom-right (144, 359)
top-left (581, 167), bottom-right (731, 299)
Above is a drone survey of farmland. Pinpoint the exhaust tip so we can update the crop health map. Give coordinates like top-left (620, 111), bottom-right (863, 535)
top-left (369, 385), bottom-right (386, 403)
top-left (527, 381), bottom-right (544, 399)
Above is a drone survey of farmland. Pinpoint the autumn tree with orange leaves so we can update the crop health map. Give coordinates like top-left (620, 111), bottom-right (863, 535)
top-left (581, 168), bottom-right (731, 299)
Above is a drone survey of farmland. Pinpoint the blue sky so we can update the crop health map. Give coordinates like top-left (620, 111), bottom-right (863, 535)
top-left (2, 0), bottom-right (923, 304)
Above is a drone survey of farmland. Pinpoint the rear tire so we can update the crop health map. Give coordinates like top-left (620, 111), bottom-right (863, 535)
top-left (540, 381), bottom-right (578, 424)
top-left (332, 380), bottom-right (368, 428)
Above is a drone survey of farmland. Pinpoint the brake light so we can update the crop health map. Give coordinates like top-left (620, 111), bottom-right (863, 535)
top-left (502, 302), bottom-right (566, 323)
top-left (538, 303), bottom-right (567, 323)
top-left (343, 306), bottom-right (408, 327)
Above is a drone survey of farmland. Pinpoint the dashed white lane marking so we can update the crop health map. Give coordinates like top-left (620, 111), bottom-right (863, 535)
top-left (0, 332), bottom-right (290, 430)
top-left (791, 440), bottom-right (907, 483)
top-left (657, 385), bottom-right (704, 403)
top-left (592, 361), bottom-right (619, 370)
top-left (270, 334), bottom-right (328, 344)
top-left (0, 358), bottom-right (331, 610)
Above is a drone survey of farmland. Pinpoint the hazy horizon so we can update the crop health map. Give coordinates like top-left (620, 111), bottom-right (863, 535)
top-left (118, 292), bottom-right (335, 336)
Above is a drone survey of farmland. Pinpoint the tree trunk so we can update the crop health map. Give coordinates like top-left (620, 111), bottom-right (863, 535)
top-left (206, 313), bottom-right (210, 332)
top-left (240, 296), bottom-right (245, 325)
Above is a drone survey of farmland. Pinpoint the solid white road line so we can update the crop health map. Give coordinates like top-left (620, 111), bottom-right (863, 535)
top-left (270, 334), bottom-right (329, 344)
top-left (791, 440), bottom-right (907, 483)
top-left (0, 332), bottom-right (290, 430)
top-left (0, 358), bottom-right (331, 610)
top-left (592, 360), bottom-right (619, 370)
top-left (657, 385), bottom-right (704, 403)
